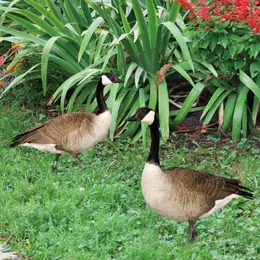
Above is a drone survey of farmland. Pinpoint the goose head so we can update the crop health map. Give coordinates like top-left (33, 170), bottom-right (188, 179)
top-left (101, 72), bottom-right (123, 86)
top-left (127, 107), bottom-right (156, 125)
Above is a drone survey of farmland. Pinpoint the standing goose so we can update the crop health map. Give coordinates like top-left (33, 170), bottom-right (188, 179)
top-left (10, 73), bottom-right (123, 171)
top-left (127, 108), bottom-right (253, 239)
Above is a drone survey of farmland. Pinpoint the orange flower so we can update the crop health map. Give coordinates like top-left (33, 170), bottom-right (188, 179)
top-left (11, 55), bottom-right (16, 59)
top-left (0, 81), bottom-right (4, 87)
top-left (11, 44), bottom-right (23, 51)
top-left (7, 63), bottom-right (19, 73)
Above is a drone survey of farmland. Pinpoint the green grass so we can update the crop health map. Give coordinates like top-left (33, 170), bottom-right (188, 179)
top-left (0, 101), bottom-right (259, 260)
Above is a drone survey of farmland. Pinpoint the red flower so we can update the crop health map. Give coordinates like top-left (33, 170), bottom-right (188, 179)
top-left (179, 0), bottom-right (260, 33)
top-left (0, 56), bottom-right (4, 65)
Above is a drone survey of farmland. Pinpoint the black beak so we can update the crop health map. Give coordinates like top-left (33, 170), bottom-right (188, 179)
top-left (126, 114), bottom-right (138, 122)
top-left (115, 78), bottom-right (123, 83)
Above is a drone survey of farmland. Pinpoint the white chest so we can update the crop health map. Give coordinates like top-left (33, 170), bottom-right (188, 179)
top-left (141, 163), bottom-right (187, 221)
top-left (77, 110), bottom-right (112, 152)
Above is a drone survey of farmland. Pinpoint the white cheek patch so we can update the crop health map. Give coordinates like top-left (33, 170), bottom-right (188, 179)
top-left (141, 111), bottom-right (155, 125)
top-left (101, 75), bottom-right (113, 86)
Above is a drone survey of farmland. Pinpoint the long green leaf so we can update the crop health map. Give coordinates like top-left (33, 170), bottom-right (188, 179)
top-left (146, 0), bottom-right (158, 72)
top-left (78, 17), bottom-right (103, 62)
top-left (139, 88), bottom-right (148, 145)
top-left (232, 84), bottom-right (249, 141)
top-left (172, 82), bottom-right (205, 128)
top-left (41, 36), bottom-right (60, 95)
top-left (80, 0), bottom-right (93, 25)
top-left (163, 21), bottom-right (194, 72)
top-left (203, 90), bottom-right (232, 125)
top-left (222, 93), bottom-right (236, 133)
top-left (239, 70), bottom-right (260, 100)
top-left (124, 63), bottom-right (138, 87)
top-left (147, 74), bottom-right (157, 111)
top-left (200, 87), bottom-right (226, 119)
top-left (158, 79), bottom-right (169, 139)
top-left (131, 0), bottom-right (151, 71)
top-left (160, 1), bottom-right (181, 56)
top-left (242, 105), bottom-right (248, 138)
top-left (25, 0), bottom-right (73, 36)
top-left (0, 64), bottom-right (40, 98)
top-left (172, 64), bottom-right (195, 87)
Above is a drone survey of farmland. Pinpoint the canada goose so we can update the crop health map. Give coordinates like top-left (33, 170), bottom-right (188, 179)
top-left (10, 73), bottom-right (123, 171)
top-left (126, 108), bottom-right (253, 239)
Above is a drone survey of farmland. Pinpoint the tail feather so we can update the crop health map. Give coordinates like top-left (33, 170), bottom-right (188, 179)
top-left (10, 124), bottom-right (44, 148)
top-left (237, 185), bottom-right (254, 199)
top-left (223, 179), bottom-right (254, 200)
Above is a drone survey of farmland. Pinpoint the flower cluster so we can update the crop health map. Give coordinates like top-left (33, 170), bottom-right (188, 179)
top-left (179, 0), bottom-right (260, 34)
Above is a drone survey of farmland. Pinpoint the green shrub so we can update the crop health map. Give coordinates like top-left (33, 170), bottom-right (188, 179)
top-left (180, 0), bottom-right (260, 140)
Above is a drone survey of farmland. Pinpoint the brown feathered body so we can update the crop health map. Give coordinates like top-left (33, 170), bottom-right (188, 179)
top-left (142, 163), bottom-right (253, 222)
top-left (10, 111), bottom-right (112, 155)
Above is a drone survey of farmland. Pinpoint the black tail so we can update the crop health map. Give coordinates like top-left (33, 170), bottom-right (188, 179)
top-left (237, 185), bottom-right (254, 199)
top-left (10, 124), bottom-right (44, 148)
top-left (10, 133), bottom-right (24, 148)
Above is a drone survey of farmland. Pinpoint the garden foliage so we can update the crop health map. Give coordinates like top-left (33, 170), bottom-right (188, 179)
top-left (180, 0), bottom-right (260, 140)
top-left (0, 0), bottom-right (259, 141)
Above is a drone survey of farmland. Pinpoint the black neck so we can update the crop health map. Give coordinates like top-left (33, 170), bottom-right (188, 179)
top-left (96, 79), bottom-right (108, 114)
top-left (147, 117), bottom-right (160, 166)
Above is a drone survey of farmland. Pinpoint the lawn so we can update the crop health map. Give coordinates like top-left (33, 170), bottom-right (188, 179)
top-left (0, 100), bottom-right (259, 260)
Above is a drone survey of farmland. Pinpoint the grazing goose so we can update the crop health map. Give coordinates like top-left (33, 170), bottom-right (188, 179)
top-left (10, 73), bottom-right (123, 171)
top-left (126, 108), bottom-right (253, 239)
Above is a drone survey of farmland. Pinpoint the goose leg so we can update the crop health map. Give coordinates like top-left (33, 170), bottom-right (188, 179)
top-left (52, 154), bottom-right (61, 172)
top-left (188, 220), bottom-right (197, 240)
top-left (73, 153), bottom-right (82, 168)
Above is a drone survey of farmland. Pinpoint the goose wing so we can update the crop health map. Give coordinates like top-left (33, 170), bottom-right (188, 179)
top-left (10, 112), bottom-right (95, 146)
top-left (163, 168), bottom-right (253, 201)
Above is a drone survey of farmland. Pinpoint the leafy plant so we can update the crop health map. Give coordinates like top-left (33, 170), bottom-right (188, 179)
top-left (180, 0), bottom-right (260, 140)
top-left (0, 0), bottom-right (218, 141)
